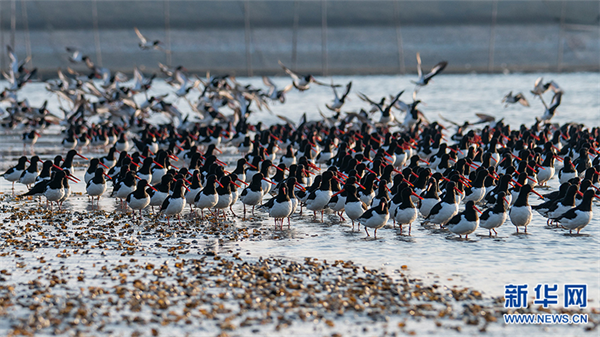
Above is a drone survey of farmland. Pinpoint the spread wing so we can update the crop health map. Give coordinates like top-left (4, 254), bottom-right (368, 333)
top-left (134, 27), bottom-right (147, 44)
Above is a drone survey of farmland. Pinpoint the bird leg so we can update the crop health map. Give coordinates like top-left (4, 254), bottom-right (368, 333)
top-left (408, 224), bottom-right (412, 236)
top-left (321, 211), bottom-right (324, 223)
top-left (243, 204), bottom-right (246, 220)
top-left (364, 227), bottom-right (370, 237)
top-left (374, 228), bottom-right (378, 239)
top-left (493, 229), bottom-right (498, 236)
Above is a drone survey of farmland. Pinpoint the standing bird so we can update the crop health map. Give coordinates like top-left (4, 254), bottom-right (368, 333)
top-left (423, 182), bottom-right (460, 227)
top-left (2, 156), bottom-right (28, 190)
top-left (160, 179), bottom-right (187, 225)
top-left (86, 168), bottom-right (107, 206)
top-left (552, 190), bottom-right (596, 234)
top-left (43, 170), bottom-right (66, 212)
top-left (480, 191), bottom-right (509, 236)
top-left (358, 198), bottom-right (390, 239)
top-left (19, 156), bottom-right (40, 187)
top-left (444, 200), bottom-right (480, 239)
top-left (509, 184), bottom-right (542, 233)
top-left (344, 184), bottom-right (368, 231)
top-left (558, 156), bottom-right (577, 184)
top-left (22, 130), bottom-right (40, 154)
top-left (269, 184), bottom-right (292, 230)
top-left (126, 179), bottom-right (153, 219)
top-left (393, 188), bottom-right (422, 235)
top-left (194, 174), bottom-right (220, 218)
top-left (240, 173), bottom-right (264, 219)
top-left (306, 171), bottom-right (333, 222)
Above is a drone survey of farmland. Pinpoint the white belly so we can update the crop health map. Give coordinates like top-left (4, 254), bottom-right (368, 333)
top-left (428, 203), bottom-right (458, 225)
top-left (509, 205), bottom-right (532, 227)
top-left (360, 212), bottom-right (389, 229)
top-left (480, 212), bottom-right (507, 229)
top-left (345, 201), bottom-right (365, 220)
top-left (128, 195), bottom-right (150, 210)
top-left (150, 191), bottom-right (169, 206)
top-left (447, 216), bottom-right (479, 235)
top-left (45, 188), bottom-right (65, 202)
top-left (215, 194), bottom-right (232, 209)
top-left (306, 190), bottom-right (332, 211)
top-left (87, 182), bottom-right (106, 197)
top-left (163, 197), bottom-right (186, 216)
top-left (270, 201), bottom-right (292, 219)
top-left (394, 207), bottom-right (418, 225)
top-left (561, 210), bottom-right (592, 230)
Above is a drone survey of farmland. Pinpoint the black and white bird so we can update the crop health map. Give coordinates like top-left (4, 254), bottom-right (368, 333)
top-left (419, 178), bottom-right (441, 218)
top-left (344, 184), bottom-right (368, 231)
top-left (358, 197), bottom-right (390, 239)
top-left (558, 156), bottom-right (577, 184)
top-left (393, 187), bottom-right (422, 235)
top-left (411, 52), bottom-right (448, 88)
top-left (552, 190), bottom-right (596, 234)
top-left (240, 173), bottom-right (264, 219)
top-left (326, 81), bottom-right (352, 111)
top-left (543, 185), bottom-right (578, 226)
top-left (444, 200), bottom-right (480, 239)
top-left (480, 191), bottom-right (509, 236)
top-left (126, 179), bottom-right (154, 219)
top-left (160, 179), bottom-right (187, 225)
top-left (86, 168), bottom-right (108, 205)
top-left (502, 92), bottom-right (530, 107)
top-left (19, 155), bottom-right (40, 187)
top-left (269, 184), bottom-right (293, 230)
top-left (2, 156), bottom-right (28, 190)
top-left (194, 174), bottom-right (220, 217)
top-left (423, 182), bottom-right (460, 226)
top-left (509, 184), bottom-right (542, 233)
top-left (134, 27), bottom-right (163, 50)
top-left (278, 61), bottom-right (333, 91)
top-left (540, 92), bottom-right (562, 122)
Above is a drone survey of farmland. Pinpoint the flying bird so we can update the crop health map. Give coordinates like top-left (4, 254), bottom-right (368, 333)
top-left (134, 27), bottom-right (164, 50)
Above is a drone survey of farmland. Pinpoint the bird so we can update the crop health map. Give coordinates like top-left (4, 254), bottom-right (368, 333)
top-left (2, 156), bottom-right (28, 190)
top-left (393, 187), bottom-right (422, 235)
top-left (358, 198), bottom-right (390, 239)
top-left (86, 168), bottom-right (108, 206)
top-left (134, 27), bottom-right (163, 50)
top-left (240, 173), bottom-right (264, 219)
top-left (509, 184), bottom-right (543, 233)
top-left (306, 171), bottom-right (333, 222)
top-left (423, 182), bottom-right (460, 226)
top-left (540, 92), bottom-right (562, 122)
top-left (269, 184), bottom-right (292, 230)
top-left (444, 200), bottom-right (480, 239)
top-left (343, 184), bottom-right (368, 231)
top-left (419, 178), bottom-right (441, 218)
top-left (19, 156), bottom-right (40, 187)
top-left (42, 170), bottom-right (66, 212)
top-left (160, 179), bottom-right (187, 225)
top-left (126, 179), bottom-right (153, 219)
top-left (326, 81), bottom-right (352, 111)
top-left (278, 61), bottom-right (334, 91)
top-left (22, 130), bottom-right (40, 153)
top-left (558, 156), bottom-right (578, 184)
top-left (262, 76), bottom-right (293, 103)
top-left (552, 190), bottom-right (596, 234)
top-left (66, 47), bottom-right (88, 63)
top-left (411, 52), bottom-right (448, 88)
top-left (194, 174), bottom-right (220, 218)
top-left (502, 92), bottom-right (530, 107)
top-left (480, 191), bottom-right (509, 236)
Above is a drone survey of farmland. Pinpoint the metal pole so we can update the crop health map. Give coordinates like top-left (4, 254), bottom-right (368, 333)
top-left (292, 0), bottom-right (299, 70)
top-left (488, 0), bottom-right (497, 73)
top-left (164, 0), bottom-right (172, 66)
top-left (0, 1), bottom-right (4, 70)
top-left (321, 0), bottom-right (327, 76)
top-left (393, 0), bottom-right (405, 74)
top-left (21, 0), bottom-right (31, 66)
top-left (10, 0), bottom-right (15, 49)
top-left (557, 0), bottom-right (566, 72)
top-left (244, 1), bottom-right (252, 76)
top-left (92, 0), bottom-right (102, 66)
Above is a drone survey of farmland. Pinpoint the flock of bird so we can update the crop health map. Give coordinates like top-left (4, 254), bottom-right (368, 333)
top-left (1, 27), bottom-right (599, 240)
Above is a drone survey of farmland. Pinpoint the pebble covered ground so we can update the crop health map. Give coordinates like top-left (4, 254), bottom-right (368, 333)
top-left (0, 161), bottom-right (598, 336)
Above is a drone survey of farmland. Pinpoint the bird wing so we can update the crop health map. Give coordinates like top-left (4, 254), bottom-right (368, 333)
top-left (474, 113), bottom-right (495, 123)
top-left (278, 61), bottom-right (299, 81)
top-left (340, 81), bottom-right (352, 101)
top-left (276, 114), bottom-right (296, 127)
top-left (438, 114), bottom-right (460, 127)
top-left (134, 27), bottom-right (147, 44)
top-left (424, 61), bottom-right (448, 81)
top-left (549, 81), bottom-right (563, 94)
top-left (262, 76), bottom-right (275, 88)
top-left (516, 93), bottom-right (530, 107)
top-left (549, 92), bottom-right (562, 111)
top-left (416, 52), bottom-right (422, 78)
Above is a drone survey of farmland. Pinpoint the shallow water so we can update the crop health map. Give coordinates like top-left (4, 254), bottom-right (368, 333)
top-left (0, 72), bottom-right (599, 335)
